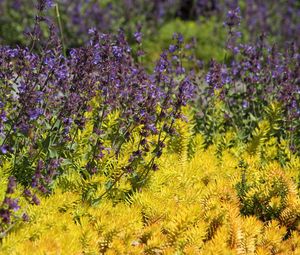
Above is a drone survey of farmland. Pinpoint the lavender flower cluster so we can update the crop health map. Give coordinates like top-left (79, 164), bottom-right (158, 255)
top-left (198, 7), bottom-right (300, 151)
top-left (0, 177), bottom-right (19, 226)
top-left (0, 177), bottom-right (29, 234)
top-left (0, 0), bottom-right (197, 235)
top-left (0, 0), bottom-right (299, 238)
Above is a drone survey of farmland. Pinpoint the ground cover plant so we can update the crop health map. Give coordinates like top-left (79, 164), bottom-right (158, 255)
top-left (0, 0), bottom-right (300, 254)
top-left (2, 140), bottom-right (300, 254)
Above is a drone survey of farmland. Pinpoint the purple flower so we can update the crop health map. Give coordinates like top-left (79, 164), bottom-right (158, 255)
top-left (146, 124), bottom-right (158, 134)
top-left (134, 31), bottom-right (142, 44)
top-left (6, 49), bottom-right (19, 58)
top-left (152, 163), bottom-right (158, 171)
top-left (32, 194), bottom-right (40, 205)
top-left (44, 56), bottom-right (55, 69)
top-left (224, 7), bottom-right (241, 28)
top-left (88, 27), bottom-right (97, 35)
top-left (169, 44), bottom-right (177, 53)
top-left (242, 100), bottom-right (249, 109)
top-left (28, 108), bottom-right (43, 121)
top-left (23, 189), bottom-right (32, 197)
top-left (206, 61), bottom-right (231, 93)
top-left (0, 209), bottom-right (11, 223)
top-left (155, 52), bottom-right (169, 74)
top-left (22, 213), bottom-right (30, 222)
top-left (37, 0), bottom-right (53, 11)
top-left (4, 197), bottom-right (20, 211)
top-left (6, 176), bottom-right (16, 194)
top-left (173, 33), bottom-right (183, 44)
top-left (0, 145), bottom-right (9, 154)
top-left (45, 0), bottom-right (53, 8)
top-left (112, 46), bottom-right (123, 59)
top-left (0, 110), bottom-right (7, 122)
top-left (178, 77), bottom-right (196, 104)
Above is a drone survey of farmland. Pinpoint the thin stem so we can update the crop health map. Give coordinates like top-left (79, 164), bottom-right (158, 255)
top-left (92, 171), bottom-right (126, 204)
top-left (55, 4), bottom-right (66, 57)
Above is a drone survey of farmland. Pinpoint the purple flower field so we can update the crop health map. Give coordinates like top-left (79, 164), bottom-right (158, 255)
top-left (0, 1), bottom-right (299, 254)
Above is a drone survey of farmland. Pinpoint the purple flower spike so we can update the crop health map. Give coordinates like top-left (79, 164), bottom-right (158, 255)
top-left (225, 7), bottom-right (241, 28)
top-left (112, 46), bottom-right (123, 59)
top-left (7, 176), bottom-right (17, 194)
top-left (0, 145), bottom-right (9, 155)
top-left (134, 31), bottom-right (142, 44)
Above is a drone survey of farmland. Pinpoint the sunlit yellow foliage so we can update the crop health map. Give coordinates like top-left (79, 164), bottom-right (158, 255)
top-left (1, 129), bottom-right (300, 254)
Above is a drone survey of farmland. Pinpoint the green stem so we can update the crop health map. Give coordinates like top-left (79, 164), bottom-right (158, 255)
top-left (55, 4), bottom-right (66, 57)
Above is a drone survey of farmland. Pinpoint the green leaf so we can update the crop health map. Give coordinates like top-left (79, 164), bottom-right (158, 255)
top-left (48, 147), bottom-right (59, 158)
